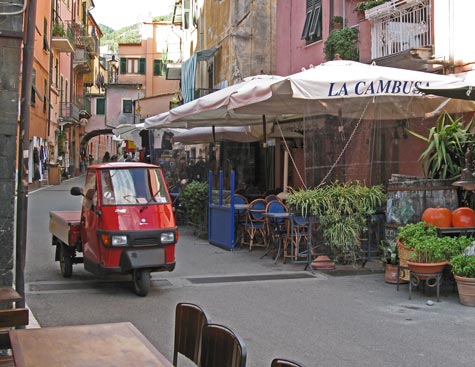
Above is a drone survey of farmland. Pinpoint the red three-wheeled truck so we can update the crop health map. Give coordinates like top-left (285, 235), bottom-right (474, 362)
top-left (49, 162), bottom-right (178, 296)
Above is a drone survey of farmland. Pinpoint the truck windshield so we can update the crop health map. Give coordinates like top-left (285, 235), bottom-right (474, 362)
top-left (100, 168), bottom-right (169, 206)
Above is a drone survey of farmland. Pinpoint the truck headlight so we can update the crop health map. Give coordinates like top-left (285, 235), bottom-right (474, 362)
top-left (112, 235), bottom-right (128, 246)
top-left (160, 232), bottom-right (175, 244)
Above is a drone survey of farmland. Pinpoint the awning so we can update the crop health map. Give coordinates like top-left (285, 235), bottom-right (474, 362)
top-left (196, 46), bottom-right (220, 61)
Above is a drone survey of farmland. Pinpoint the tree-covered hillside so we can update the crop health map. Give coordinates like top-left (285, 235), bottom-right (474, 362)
top-left (99, 23), bottom-right (141, 53)
top-left (98, 14), bottom-right (172, 53)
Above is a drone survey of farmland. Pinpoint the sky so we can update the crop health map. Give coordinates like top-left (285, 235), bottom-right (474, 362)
top-left (90, 0), bottom-right (176, 30)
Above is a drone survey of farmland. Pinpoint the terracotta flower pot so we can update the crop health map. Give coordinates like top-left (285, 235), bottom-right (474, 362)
top-left (454, 275), bottom-right (475, 307)
top-left (396, 240), bottom-right (413, 281)
top-left (407, 260), bottom-right (449, 275)
top-left (384, 263), bottom-right (399, 284)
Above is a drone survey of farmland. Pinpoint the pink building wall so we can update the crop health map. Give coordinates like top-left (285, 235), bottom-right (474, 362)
top-left (276, 0), bottom-right (373, 76)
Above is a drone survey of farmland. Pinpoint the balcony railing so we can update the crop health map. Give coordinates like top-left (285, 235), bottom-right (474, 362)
top-left (51, 20), bottom-right (75, 53)
top-left (59, 99), bottom-right (90, 125)
top-left (73, 48), bottom-right (92, 73)
top-left (369, 0), bottom-right (431, 59)
top-left (65, 21), bottom-right (97, 52)
top-left (59, 102), bottom-right (80, 124)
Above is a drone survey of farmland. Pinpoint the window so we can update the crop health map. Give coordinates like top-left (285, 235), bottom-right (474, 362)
top-left (31, 69), bottom-right (37, 105)
top-left (301, 0), bottom-right (322, 44)
top-left (100, 168), bottom-right (169, 206)
top-left (127, 58), bottom-right (139, 73)
top-left (54, 58), bottom-right (59, 89)
top-left (122, 99), bottom-right (133, 113)
top-left (153, 60), bottom-right (164, 76)
top-left (43, 78), bottom-right (47, 113)
top-left (120, 57), bottom-right (146, 74)
top-left (43, 18), bottom-right (50, 51)
top-left (96, 98), bottom-right (105, 115)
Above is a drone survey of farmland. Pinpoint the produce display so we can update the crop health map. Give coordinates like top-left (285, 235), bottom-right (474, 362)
top-left (452, 207), bottom-right (475, 227)
top-left (421, 207), bottom-right (452, 228)
top-left (422, 207), bottom-right (475, 228)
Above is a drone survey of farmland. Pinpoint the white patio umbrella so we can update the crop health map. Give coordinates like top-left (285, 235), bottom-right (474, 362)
top-left (230, 60), bottom-right (475, 120)
top-left (144, 74), bottom-right (288, 129)
top-left (145, 61), bottom-right (475, 131)
top-left (416, 70), bottom-right (475, 101)
top-left (172, 126), bottom-right (260, 144)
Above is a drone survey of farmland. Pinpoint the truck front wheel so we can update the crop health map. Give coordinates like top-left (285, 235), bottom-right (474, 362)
top-left (59, 244), bottom-right (73, 278)
top-left (132, 269), bottom-right (150, 297)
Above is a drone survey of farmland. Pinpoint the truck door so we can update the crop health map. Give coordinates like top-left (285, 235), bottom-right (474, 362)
top-left (81, 170), bottom-right (101, 264)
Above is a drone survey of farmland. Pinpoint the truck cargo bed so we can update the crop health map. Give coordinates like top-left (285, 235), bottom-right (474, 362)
top-left (49, 211), bottom-right (81, 245)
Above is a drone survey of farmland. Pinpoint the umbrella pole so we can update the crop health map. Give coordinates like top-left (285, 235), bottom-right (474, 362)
top-left (262, 115), bottom-right (267, 146)
top-left (283, 149), bottom-right (289, 192)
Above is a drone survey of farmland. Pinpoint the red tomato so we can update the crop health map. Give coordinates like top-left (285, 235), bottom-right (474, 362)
top-left (421, 207), bottom-right (452, 228)
top-left (452, 207), bottom-right (475, 228)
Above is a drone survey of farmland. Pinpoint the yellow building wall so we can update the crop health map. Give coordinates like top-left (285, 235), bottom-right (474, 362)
top-left (200, 0), bottom-right (276, 87)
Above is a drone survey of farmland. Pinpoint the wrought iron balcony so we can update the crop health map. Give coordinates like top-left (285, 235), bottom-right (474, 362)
top-left (59, 98), bottom-right (90, 125)
top-left (367, 0), bottom-right (431, 60)
top-left (51, 21), bottom-right (75, 53)
top-left (73, 48), bottom-right (92, 74)
top-left (66, 21), bottom-right (97, 52)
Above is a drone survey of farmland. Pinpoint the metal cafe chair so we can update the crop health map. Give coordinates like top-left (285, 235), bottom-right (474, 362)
top-left (199, 323), bottom-right (247, 367)
top-left (264, 194), bottom-right (280, 203)
top-left (233, 194), bottom-right (249, 248)
top-left (271, 358), bottom-right (306, 367)
top-left (173, 302), bottom-right (210, 366)
top-left (264, 200), bottom-right (290, 263)
top-left (242, 198), bottom-right (267, 251)
top-left (287, 214), bottom-right (310, 263)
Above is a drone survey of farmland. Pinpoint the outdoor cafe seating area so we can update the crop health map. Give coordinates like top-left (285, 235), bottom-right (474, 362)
top-left (1, 290), bottom-right (305, 366)
top-left (232, 193), bottom-right (314, 266)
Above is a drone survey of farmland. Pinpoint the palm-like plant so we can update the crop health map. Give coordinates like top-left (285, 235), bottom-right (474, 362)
top-left (408, 112), bottom-right (474, 179)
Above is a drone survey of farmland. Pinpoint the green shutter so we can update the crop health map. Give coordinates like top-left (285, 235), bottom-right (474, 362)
top-left (139, 58), bottom-right (146, 74)
top-left (120, 58), bottom-right (126, 74)
top-left (96, 98), bottom-right (105, 115)
top-left (153, 60), bottom-right (162, 76)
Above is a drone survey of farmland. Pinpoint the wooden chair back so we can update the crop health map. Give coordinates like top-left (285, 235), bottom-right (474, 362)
top-left (173, 302), bottom-right (210, 366)
top-left (200, 323), bottom-right (247, 367)
top-left (271, 358), bottom-right (306, 367)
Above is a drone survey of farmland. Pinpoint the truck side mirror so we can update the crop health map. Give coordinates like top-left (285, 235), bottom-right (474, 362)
top-left (70, 187), bottom-right (84, 196)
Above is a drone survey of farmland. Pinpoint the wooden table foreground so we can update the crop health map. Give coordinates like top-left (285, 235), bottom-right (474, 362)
top-left (9, 322), bottom-right (173, 367)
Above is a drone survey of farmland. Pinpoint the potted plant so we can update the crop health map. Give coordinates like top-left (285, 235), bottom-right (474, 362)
top-left (287, 181), bottom-right (386, 265)
top-left (52, 22), bottom-right (65, 37)
top-left (380, 240), bottom-right (399, 283)
top-left (331, 16), bottom-right (344, 30)
top-left (407, 111), bottom-right (474, 180)
top-left (354, 0), bottom-right (390, 12)
top-left (451, 251), bottom-right (475, 306)
top-left (323, 27), bottom-right (359, 61)
top-left (396, 221), bottom-right (437, 280)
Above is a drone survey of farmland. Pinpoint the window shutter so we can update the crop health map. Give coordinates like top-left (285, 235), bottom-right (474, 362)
top-left (120, 58), bottom-right (126, 74)
top-left (153, 60), bottom-right (162, 76)
top-left (96, 98), bottom-right (105, 115)
top-left (139, 58), bottom-right (146, 74)
top-left (308, 5), bottom-right (321, 37)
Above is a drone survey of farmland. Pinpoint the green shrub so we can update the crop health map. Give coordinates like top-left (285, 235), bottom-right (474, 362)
top-left (451, 254), bottom-right (475, 278)
top-left (181, 181), bottom-right (208, 229)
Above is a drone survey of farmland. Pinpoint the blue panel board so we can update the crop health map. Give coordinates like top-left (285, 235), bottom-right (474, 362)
top-left (209, 205), bottom-right (234, 250)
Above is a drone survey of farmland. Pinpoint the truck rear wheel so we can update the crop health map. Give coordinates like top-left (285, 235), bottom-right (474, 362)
top-left (59, 244), bottom-right (73, 278)
top-left (132, 269), bottom-right (150, 297)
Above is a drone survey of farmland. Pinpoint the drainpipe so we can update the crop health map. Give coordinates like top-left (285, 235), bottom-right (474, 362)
top-left (448, 0), bottom-right (454, 72)
top-left (16, 0), bottom-right (37, 310)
